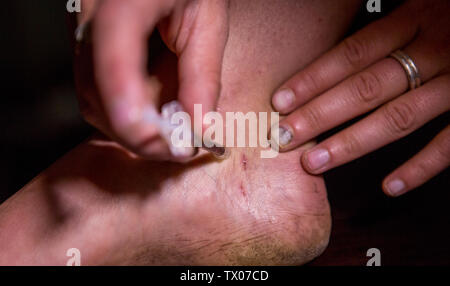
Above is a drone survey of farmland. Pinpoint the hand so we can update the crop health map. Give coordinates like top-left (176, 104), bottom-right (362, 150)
top-left (271, 0), bottom-right (449, 197)
top-left (73, 0), bottom-right (229, 160)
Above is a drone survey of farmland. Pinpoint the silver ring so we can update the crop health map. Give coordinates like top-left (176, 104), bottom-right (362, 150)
top-left (390, 49), bottom-right (421, 90)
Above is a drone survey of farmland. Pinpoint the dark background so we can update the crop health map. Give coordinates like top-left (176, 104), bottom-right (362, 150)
top-left (0, 0), bottom-right (448, 265)
top-left (0, 0), bottom-right (92, 203)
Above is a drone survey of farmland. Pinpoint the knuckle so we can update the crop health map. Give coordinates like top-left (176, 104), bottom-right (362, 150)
top-left (383, 101), bottom-right (416, 135)
top-left (435, 130), bottom-right (450, 164)
top-left (301, 106), bottom-right (323, 130)
top-left (341, 132), bottom-right (363, 156)
top-left (351, 71), bottom-right (383, 106)
top-left (342, 37), bottom-right (369, 69)
top-left (412, 161), bottom-right (431, 182)
top-left (300, 70), bottom-right (321, 95)
top-left (96, 0), bottom-right (123, 22)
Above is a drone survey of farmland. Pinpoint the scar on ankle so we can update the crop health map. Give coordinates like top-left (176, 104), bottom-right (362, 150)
top-left (241, 154), bottom-right (248, 171)
top-left (239, 182), bottom-right (246, 197)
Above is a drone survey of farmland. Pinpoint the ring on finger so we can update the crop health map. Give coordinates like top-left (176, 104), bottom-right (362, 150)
top-left (389, 49), bottom-right (422, 90)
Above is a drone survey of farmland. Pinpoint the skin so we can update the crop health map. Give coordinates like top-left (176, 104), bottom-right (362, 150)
top-left (0, 0), bottom-right (359, 265)
top-left (272, 0), bottom-right (450, 197)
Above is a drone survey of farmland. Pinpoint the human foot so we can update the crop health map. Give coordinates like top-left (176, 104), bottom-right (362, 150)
top-left (0, 134), bottom-right (329, 265)
top-left (0, 0), bottom-right (360, 265)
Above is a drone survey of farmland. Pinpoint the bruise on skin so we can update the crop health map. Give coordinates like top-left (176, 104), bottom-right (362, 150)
top-left (239, 154), bottom-right (249, 198)
top-left (241, 154), bottom-right (248, 171)
top-left (239, 182), bottom-right (246, 197)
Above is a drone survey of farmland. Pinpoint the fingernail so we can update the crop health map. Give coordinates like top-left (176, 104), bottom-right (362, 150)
top-left (273, 88), bottom-right (295, 111)
top-left (386, 179), bottom-right (406, 197)
top-left (305, 148), bottom-right (330, 171)
top-left (279, 126), bottom-right (293, 146)
top-left (75, 21), bottom-right (92, 43)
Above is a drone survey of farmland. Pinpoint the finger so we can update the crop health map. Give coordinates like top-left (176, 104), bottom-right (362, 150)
top-left (93, 0), bottom-right (176, 157)
top-left (300, 75), bottom-right (450, 174)
top-left (176, 0), bottom-right (229, 133)
top-left (68, 0), bottom-right (98, 45)
top-left (72, 1), bottom-right (104, 129)
top-left (277, 59), bottom-right (407, 150)
top-left (382, 125), bottom-right (450, 197)
top-left (278, 38), bottom-right (447, 150)
top-left (272, 5), bottom-right (418, 114)
top-left (78, 0), bottom-right (99, 24)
